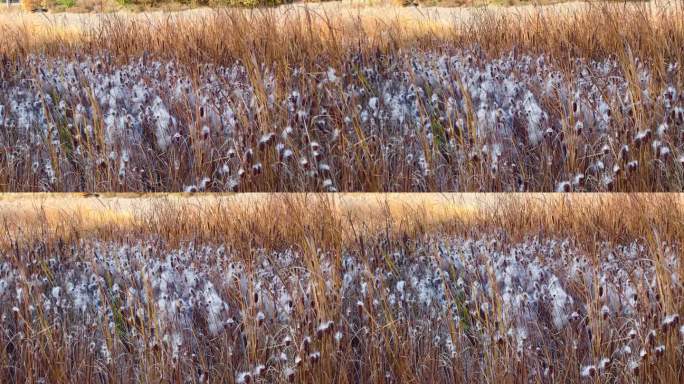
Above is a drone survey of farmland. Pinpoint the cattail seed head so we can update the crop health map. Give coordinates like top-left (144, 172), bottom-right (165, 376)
top-left (580, 365), bottom-right (596, 378)
top-left (598, 358), bottom-right (611, 371)
top-left (252, 163), bottom-right (262, 176)
top-left (253, 364), bottom-right (265, 377)
top-left (259, 133), bottom-right (275, 151)
top-left (620, 145), bottom-right (630, 161)
top-left (574, 121), bottom-right (583, 134)
top-left (282, 126), bottom-right (293, 140)
top-left (568, 311), bottom-right (581, 323)
top-left (662, 314), bottom-right (679, 331)
top-left (629, 361), bottom-right (640, 375)
top-left (647, 329), bottom-right (657, 345)
top-left (634, 129), bottom-right (651, 146)
top-left (281, 149), bottom-right (294, 162)
top-left (236, 372), bottom-right (252, 384)
top-left (628, 329), bottom-right (638, 339)
top-left (301, 336), bottom-right (311, 353)
top-left (284, 367), bottom-right (296, 382)
top-left (627, 160), bottom-right (639, 172)
top-left (556, 181), bottom-right (571, 192)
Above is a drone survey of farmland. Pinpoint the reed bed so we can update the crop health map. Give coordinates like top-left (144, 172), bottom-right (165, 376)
top-left (1, 2), bottom-right (683, 191)
top-left (0, 194), bottom-right (683, 383)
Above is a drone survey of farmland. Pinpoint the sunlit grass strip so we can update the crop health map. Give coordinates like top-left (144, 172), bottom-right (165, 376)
top-left (1, 193), bottom-right (681, 250)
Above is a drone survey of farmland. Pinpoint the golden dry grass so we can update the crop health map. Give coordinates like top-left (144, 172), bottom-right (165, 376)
top-left (1, 1), bottom-right (684, 192)
top-left (0, 193), bottom-right (682, 383)
top-left (1, 2), bottom-right (683, 382)
top-left (2, 193), bottom-right (681, 250)
top-left (2, 1), bottom-right (681, 61)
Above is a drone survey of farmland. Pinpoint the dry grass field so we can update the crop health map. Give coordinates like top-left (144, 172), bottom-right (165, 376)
top-left (0, 193), bottom-right (682, 382)
top-left (1, 3), bottom-right (683, 381)
top-left (1, 1), bottom-right (683, 191)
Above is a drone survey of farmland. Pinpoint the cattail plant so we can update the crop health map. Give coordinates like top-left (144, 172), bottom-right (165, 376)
top-left (1, 3), bottom-right (684, 192)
